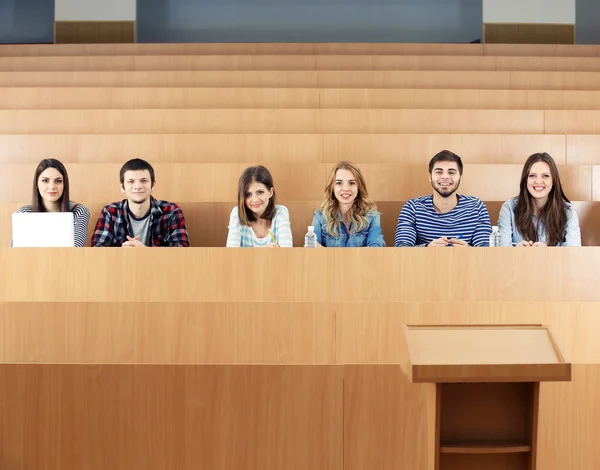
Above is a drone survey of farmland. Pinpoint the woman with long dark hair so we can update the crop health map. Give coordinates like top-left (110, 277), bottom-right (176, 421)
top-left (11, 159), bottom-right (90, 247)
top-left (498, 153), bottom-right (580, 247)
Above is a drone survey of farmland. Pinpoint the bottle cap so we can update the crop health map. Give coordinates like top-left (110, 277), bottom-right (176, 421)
top-left (308, 226), bottom-right (314, 231)
top-left (492, 226), bottom-right (499, 232)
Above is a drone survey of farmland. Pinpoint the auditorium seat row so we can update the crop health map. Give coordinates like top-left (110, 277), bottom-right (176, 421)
top-left (3, 87), bottom-right (600, 110)
top-left (3, 54), bottom-right (600, 72)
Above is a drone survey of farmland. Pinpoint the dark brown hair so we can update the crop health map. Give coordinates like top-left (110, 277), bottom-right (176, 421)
top-left (120, 158), bottom-right (155, 185)
top-left (237, 165), bottom-right (276, 226)
top-left (428, 150), bottom-right (463, 175)
top-left (514, 153), bottom-right (570, 246)
top-left (32, 159), bottom-right (71, 212)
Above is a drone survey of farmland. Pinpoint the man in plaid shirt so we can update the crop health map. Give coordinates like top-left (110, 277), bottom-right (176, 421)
top-left (91, 158), bottom-right (189, 247)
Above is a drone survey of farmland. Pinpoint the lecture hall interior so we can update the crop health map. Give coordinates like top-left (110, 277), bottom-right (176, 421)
top-left (1, 0), bottom-right (600, 469)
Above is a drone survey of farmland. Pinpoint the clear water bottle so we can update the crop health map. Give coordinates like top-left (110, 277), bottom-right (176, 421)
top-left (304, 226), bottom-right (317, 248)
top-left (489, 226), bottom-right (501, 247)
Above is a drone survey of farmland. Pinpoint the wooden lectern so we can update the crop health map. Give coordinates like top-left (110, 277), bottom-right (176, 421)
top-left (401, 325), bottom-right (571, 470)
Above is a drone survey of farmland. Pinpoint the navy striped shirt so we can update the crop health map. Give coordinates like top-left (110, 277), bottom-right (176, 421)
top-left (394, 194), bottom-right (492, 247)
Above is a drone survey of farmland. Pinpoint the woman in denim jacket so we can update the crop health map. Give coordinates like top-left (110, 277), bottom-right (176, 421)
top-left (311, 161), bottom-right (385, 247)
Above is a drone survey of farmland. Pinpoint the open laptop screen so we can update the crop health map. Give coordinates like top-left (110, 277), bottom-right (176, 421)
top-left (12, 212), bottom-right (75, 247)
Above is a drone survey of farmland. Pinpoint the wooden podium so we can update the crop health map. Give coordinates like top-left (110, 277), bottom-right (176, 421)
top-left (401, 325), bottom-right (571, 470)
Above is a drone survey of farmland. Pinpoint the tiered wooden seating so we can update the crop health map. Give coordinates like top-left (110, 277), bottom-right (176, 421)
top-left (1, 42), bottom-right (600, 470)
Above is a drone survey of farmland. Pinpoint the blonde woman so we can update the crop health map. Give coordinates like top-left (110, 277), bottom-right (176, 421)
top-left (311, 161), bottom-right (384, 247)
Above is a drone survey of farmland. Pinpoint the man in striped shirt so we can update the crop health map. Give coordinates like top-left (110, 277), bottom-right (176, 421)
top-left (394, 150), bottom-right (492, 247)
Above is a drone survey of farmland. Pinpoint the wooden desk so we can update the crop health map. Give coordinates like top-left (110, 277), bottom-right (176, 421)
top-left (0, 248), bottom-right (598, 470)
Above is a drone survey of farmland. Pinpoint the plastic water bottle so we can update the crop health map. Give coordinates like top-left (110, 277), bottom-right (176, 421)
top-left (489, 226), bottom-right (501, 247)
top-left (304, 226), bottom-right (317, 248)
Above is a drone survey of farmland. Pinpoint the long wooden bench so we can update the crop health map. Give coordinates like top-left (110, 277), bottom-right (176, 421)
top-left (2, 43), bottom-right (600, 57)
top-left (3, 70), bottom-right (600, 90)
top-left (3, 109), bottom-right (597, 134)
top-left (0, 109), bottom-right (552, 134)
top-left (3, 55), bottom-right (600, 72)
top-left (0, 133), bottom-right (577, 164)
top-left (3, 88), bottom-right (600, 110)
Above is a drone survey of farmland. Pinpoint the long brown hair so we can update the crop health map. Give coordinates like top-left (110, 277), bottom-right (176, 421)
top-left (237, 165), bottom-right (276, 226)
top-left (320, 161), bottom-right (377, 237)
top-left (31, 159), bottom-right (71, 212)
top-left (514, 153), bottom-right (570, 246)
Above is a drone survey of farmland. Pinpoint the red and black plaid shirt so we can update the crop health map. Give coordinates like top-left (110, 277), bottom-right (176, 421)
top-left (91, 197), bottom-right (189, 247)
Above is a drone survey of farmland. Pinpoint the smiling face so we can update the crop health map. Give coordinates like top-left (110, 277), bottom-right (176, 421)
top-left (526, 161), bottom-right (553, 205)
top-left (37, 167), bottom-right (64, 207)
top-left (245, 180), bottom-right (274, 218)
top-left (429, 160), bottom-right (462, 198)
top-left (333, 168), bottom-right (358, 208)
top-left (121, 169), bottom-right (154, 205)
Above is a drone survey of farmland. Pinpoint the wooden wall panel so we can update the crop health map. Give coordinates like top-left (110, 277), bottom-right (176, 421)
top-left (0, 364), bottom-right (343, 470)
top-left (0, 134), bottom-right (324, 164)
top-left (334, 249), bottom-right (600, 302)
top-left (545, 111), bottom-right (600, 134)
top-left (510, 72), bottom-right (600, 91)
top-left (343, 365), bottom-right (435, 470)
top-left (318, 109), bottom-right (544, 134)
top-left (537, 365), bottom-right (600, 470)
top-left (0, 87), bottom-right (320, 110)
top-left (566, 135), bottom-right (600, 165)
top-left (335, 302), bottom-right (600, 365)
top-left (0, 302), bottom-right (335, 364)
top-left (0, 249), bottom-right (337, 302)
top-left (321, 134), bottom-right (566, 164)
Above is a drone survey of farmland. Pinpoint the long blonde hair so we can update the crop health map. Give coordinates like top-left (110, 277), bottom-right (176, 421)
top-left (320, 161), bottom-right (377, 237)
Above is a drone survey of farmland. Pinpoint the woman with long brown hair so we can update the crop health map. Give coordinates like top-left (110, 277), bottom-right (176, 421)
top-left (11, 158), bottom-right (90, 247)
top-left (498, 153), bottom-right (580, 247)
top-left (226, 165), bottom-right (292, 247)
top-left (311, 161), bottom-right (385, 247)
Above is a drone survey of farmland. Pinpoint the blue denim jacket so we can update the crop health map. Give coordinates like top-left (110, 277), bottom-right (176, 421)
top-left (311, 210), bottom-right (385, 247)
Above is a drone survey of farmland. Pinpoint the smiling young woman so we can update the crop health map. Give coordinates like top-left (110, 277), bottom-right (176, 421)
top-left (311, 161), bottom-right (384, 247)
top-left (497, 152), bottom-right (581, 247)
top-left (226, 165), bottom-right (293, 248)
top-left (10, 158), bottom-right (90, 247)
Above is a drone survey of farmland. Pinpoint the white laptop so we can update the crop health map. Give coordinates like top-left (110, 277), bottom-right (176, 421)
top-left (12, 212), bottom-right (75, 247)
